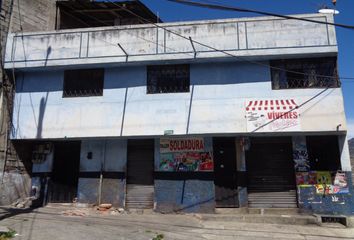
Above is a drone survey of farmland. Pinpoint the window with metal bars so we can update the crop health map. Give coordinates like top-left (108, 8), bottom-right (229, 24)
top-left (63, 68), bottom-right (104, 98)
top-left (147, 64), bottom-right (190, 94)
top-left (271, 57), bottom-right (339, 90)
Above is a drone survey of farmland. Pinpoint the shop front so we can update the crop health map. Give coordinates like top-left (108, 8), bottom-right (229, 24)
top-left (154, 137), bottom-right (215, 213)
top-left (28, 134), bottom-right (353, 215)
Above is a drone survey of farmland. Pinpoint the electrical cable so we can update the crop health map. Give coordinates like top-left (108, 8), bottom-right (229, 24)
top-left (59, 4), bottom-right (194, 58)
top-left (167, 0), bottom-right (354, 30)
top-left (104, 0), bottom-right (351, 132)
top-left (103, 0), bottom-right (354, 81)
top-left (251, 88), bottom-right (330, 132)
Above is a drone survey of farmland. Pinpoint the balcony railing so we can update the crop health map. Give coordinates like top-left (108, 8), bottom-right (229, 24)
top-left (4, 13), bottom-right (337, 69)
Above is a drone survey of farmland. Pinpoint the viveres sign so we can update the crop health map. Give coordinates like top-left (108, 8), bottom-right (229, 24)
top-left (245, 99), bottom-right (301, 132)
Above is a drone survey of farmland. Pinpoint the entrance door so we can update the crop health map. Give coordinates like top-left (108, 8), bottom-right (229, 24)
top-left (246, 137), bottom-right (297, 208)
top-left (213, 137), bottom-right (238, 208)
top-left (49, 141), bottom-right (80, 203)
top-left (126, 139), bottom-right (154, 209)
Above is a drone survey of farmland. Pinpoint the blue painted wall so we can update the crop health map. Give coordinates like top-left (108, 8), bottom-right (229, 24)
top-left (12, 61), bottom-right (347, 139)
top-left (78, 139), bottom-right (127, 207)
top-left (298, 172), bottom-right (354, 215)
top-left (153, 137), bottom-right (215, 213)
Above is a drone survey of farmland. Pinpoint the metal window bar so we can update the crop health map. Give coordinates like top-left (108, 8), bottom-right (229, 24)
top-left (271, 58), bottom-right (339, 90)
top-left (147, 64), bottom-right (190, 94)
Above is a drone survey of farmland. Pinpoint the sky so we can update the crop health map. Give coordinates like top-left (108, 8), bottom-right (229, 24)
top-left (138, 0), bottom-right (354, 139)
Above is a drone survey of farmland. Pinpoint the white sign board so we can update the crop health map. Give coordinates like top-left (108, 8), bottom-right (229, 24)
top-left (245, 99), bottom-right (301, 132)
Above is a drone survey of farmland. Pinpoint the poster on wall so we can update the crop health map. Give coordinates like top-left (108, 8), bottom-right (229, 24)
top-left (159, 138), bottom-right (213, 172)
top-left (296, 172), bottom-right (317, 185)
top-left (245, 99), bottom-right (301, 132)
top-left (333, 172), bottom-right (349, 194)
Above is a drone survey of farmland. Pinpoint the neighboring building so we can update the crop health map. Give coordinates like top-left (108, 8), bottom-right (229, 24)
top-left (0, 0), bottom-right (57, 205)
top-left (0, 0), bottom-right (159, 206)
top-left (2, 3), bottom-right (353, 214)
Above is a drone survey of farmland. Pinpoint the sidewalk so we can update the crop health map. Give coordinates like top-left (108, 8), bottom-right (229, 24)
top-left (1, 206), bottom-right (354, 240)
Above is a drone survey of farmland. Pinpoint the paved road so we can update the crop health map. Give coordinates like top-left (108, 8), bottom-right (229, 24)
top-left (0, 206), bottom-right (354, 240)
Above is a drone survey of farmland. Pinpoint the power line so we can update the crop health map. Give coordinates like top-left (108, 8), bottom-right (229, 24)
top-left (59, 3), bottom-right (194, 58)
top-left (102, 0), bottom-right (354, 81)
top-left (104, 0), bottom-right (351, 132)
top-left (251, 88), bottom-right (330, 132)
top-left (167, 0), bottom-right (354, 30)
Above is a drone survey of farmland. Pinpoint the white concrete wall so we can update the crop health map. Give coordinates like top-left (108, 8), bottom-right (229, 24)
top-left (4, 14), bottom-right (337, 69)
top-left (11, 61), bottom-right (347, 139)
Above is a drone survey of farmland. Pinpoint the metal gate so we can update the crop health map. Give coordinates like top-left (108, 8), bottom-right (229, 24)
top-left (126, 139), bottom-right (154, 209)
top-left (213, 137), bottom-right (238, 208)
top-left (246, 137), bottom-right (297, 208)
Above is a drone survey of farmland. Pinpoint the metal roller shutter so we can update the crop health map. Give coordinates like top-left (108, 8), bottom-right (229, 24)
top-left (126, 139), bottom-right (154, 209)
top-left (246, 137), bottom-right (297, 208)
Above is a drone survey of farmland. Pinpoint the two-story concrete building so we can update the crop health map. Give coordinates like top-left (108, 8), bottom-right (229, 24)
top-left (3, 3), bottom-right (353, 214)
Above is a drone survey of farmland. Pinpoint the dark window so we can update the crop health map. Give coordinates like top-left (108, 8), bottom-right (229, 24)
top-left (63, 69), bottom-right (104, 98)
top-left (271, 57), bottom-right (339, 89)
top-left (307, 136), bottom-right (341, 171)
top-left (147, 64), bottom-right (190, 94)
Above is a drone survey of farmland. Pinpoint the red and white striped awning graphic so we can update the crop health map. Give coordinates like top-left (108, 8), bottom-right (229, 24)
top-left (246, 99), bottom-right (298, 111)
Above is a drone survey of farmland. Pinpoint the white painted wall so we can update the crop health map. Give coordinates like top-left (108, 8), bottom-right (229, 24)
top-left (11, 61), bottom-right (347, 139)
top-left (4, 14), bottom-right (337, 69)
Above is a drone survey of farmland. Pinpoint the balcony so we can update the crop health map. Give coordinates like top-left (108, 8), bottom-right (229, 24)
top-left (4, 13), bottom-right (337, 69)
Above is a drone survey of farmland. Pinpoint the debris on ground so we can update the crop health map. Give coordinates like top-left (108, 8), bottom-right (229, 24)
top-left (11, 197), bottom-right (35, 208)
top-left (98, 203), bottom-right (112, 210)
top-left (61, 209), bottom-right (88, 217)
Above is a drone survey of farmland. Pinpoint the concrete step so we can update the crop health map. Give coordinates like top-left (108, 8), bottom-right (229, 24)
top-left (197, 213), bottom-right (318, 226)
top-left (248, 208), bottom-right (300, 215)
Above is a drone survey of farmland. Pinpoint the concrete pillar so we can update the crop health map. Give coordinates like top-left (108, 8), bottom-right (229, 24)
top-left (338, 134), bottom-right (351, 172)
top-left (236, 137), bottom-right (248, 207)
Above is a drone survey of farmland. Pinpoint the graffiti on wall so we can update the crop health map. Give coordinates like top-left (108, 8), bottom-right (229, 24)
top-left (159, 138), bottom-right (213, 171)
top-left (292, 137), bottom-right (310, 172)
top-left (245, 99), bottom-right (301, 132)
top-left (297, 171), bottom-right (349, 195)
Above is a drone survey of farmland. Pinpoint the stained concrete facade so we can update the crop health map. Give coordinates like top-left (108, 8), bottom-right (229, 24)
top-left (2, 12), bottom-right (353, 215)
top-left (4, 14), bottom-right (337, 69)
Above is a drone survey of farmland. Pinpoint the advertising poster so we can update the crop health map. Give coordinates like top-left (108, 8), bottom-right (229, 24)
top-left (296, 172), bottom-right (318, 185)
top-left (333, 172), bottom-right (349, 194)
top-left (316, 171), bottom-right (332, 184)
top-left (159, 138), bottom-right (213, 172)
top-left (245, 99), bottom-right (301, 132)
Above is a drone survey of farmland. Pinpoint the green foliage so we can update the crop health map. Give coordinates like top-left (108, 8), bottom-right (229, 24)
top-left (0, 229), bottom-right (16, 240)
top-left (152, 233), bottom-right (164, 240)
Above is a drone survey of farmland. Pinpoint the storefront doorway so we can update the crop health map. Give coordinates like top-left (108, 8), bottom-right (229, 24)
top-left (213, 137), bottom-right (238, 208)
top-left (126, 139), bottom-right (154, 209)
top-left (49, 141), bottom-right (80, 203)
top-left (246, 137), bottom-right (297, 208)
